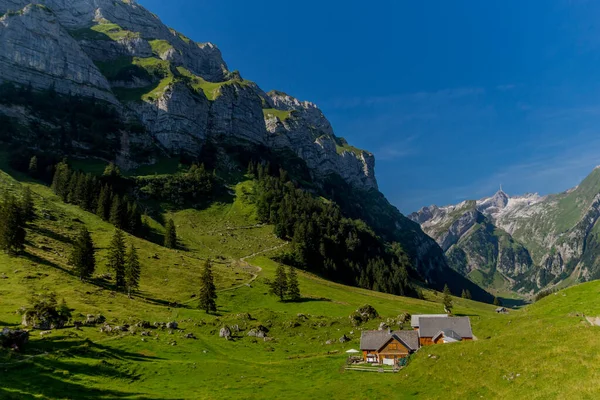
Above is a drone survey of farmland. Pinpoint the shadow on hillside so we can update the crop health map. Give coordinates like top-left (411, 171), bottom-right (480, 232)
top-left (287, 296), bottom-right (332, 304)
top-left (138, 295), bottom-right (191, 309)
top-left (0, 338), bottom-right (172, 400)
top-left (498, 297), bottom-right (529, 309)
top-left (31, 226), bottom-right (74, 245)
top-left (22, 251), bottom-right (70, 275)
top-left (0, 320), bottom-right (19, 327)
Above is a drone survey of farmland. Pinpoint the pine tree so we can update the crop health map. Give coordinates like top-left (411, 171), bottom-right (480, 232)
top-left (74, 172), bottom-right (87, 207)
top-left (198, 259), bottom-right (217, 313)
top-left (247, 160), bottom-right (255, 176)
top-left (493, 296), bottom-right (501, 306)
top-left (109, 195), bottom-right (126, 229)
top-left (0, 193), bottom-right (26, 255)
top-left (96, 185), bottom-right (111, 221)
top-left (465, 289), bottom-right (472, 300)
top-left (20, 186), bottom-right (35, 223)
top-left (127, 202), bottom-right (142, 234)
top-left (270, 264), bottom-right (288, 301)
top-left (164, 218), bottom-right (177, 249)
top-left (287, 266), bottom-right (301, 302)
top-left (69, 227), bottom-right (95, 281)
top-left (51, 160), bottom-right (71, 201)
top-left (107, 229), bottom-right (126, 290)
top-left (461, 289), bottom-right (467, 299)
top-left (66, 172), bottom-right (79, 204)
top-left (124, 243), bottom-right (141, 298)
top-left (28, 156), bottom-right (38, 177)
top-left (442, 284), bottom-right (453, 313)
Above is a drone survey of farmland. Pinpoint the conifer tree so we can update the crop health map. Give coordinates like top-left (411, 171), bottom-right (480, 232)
top-left (20, 186), bottom-right (35, 223)
top-left (493, 296), bottom-right (501, 306)
top-left (127, 202), bottom-right (142, 234)
top-left (109, 195), bottom-right (126, 229)
top-left (124, 243), bottom-right (141, 298)
top-left (198, 259), bottom-right (217, 313)
top-left (270, 264), bottom-right (288, 301)
top-left (69, 227), bottom-right (95, 281)
top-left (164, 218), bottom-right (177, 249)
top-left (287, 266), bottom-right (301, 302)
top-left (74, 172), bottom-right (87, 207)
top-left (107, 229), bottom-right (126, 290)
top-left (66, 172), bottom-right (79, 204)
top-left (51, 160), bottom-right (71, 201)
top-left (28, 156), bottom-right (38, 177)
top-left (464, 289), bottom-right (472, 300)
top-left (0, 193), bottom-right (26, 255)
top-left (442, 284), bottom-right (453, 313)
top-left (461, 289), bottom-right (468, 299)
top-left (96, 185), bottom-right (111, 221)
top-left (247, 160), bottom-right (255, 176)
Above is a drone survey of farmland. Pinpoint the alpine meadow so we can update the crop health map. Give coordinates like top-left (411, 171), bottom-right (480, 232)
top-left (1, 1), bottom-right (600, 399)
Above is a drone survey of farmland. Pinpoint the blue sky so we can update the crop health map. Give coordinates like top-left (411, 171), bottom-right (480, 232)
top-left (140, 0), bottom-right (600, 213)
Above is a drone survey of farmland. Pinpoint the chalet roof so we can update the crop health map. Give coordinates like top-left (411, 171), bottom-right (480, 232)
top-left (418, 317), bottom-right (473, 339)
top-left (410, 314), bottom-right (448, 328)
top-left (432, 329), bottom-right (462, 341)
top-left (360, 330), bottom-right (419, 351)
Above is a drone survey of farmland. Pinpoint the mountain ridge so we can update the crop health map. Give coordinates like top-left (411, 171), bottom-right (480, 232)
top-left (410, 167), bottom-right (600, 294)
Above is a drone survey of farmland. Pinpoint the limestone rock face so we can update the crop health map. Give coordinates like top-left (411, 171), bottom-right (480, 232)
top-left (264, 91), bottom-right (378, 190)
top-left (132, 82), bottom-right (210, 151)
top-left (0, 4), bottom-right (116, 102)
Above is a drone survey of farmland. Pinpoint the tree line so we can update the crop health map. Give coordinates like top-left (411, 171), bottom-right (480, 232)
top-left (249, 161), bottom-right (417, 298)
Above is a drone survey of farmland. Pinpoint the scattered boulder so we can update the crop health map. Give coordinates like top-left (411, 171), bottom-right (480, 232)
top-left (296, 313), bottom-right (308, 320)
top-left (339, 335), bottom-right (350, 343)
top-left (357, 304), bottom-right (379, 320)
top-left (100, 324), bottom-right (113, 333)
top-left (166, 322), bottom-right (178, 330)
top-left (185, 333), bottom-right (196, 339)
top-left (141, 331), bottom-right (151, 337)
top-left (0, 328), bottom-right (29, 351)
top-left (85, 314), bottom-right (106, 326)
top-left (325, 339), bottom-right (334, 345)
top-left (378, 322), bottom-right (388, 331)
top-left (135, 321), bottom-right (151, 329)
top-left (219, 326), bottom-right (232, 339)
top-left (0, 273), bottom-right (7, 279)
top-left (231, 324), bottom-right (240, 332)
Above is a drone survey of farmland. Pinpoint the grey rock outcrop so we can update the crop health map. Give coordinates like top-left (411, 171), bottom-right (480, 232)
top-left (0, 4), bottom-right (116, 102)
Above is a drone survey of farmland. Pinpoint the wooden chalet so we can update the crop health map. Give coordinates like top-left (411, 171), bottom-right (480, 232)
top-left (359, 330), bottom-right (419, 365)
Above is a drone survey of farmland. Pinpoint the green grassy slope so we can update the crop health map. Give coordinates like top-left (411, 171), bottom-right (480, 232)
top-left (1, 166), bottom-right (599, 399)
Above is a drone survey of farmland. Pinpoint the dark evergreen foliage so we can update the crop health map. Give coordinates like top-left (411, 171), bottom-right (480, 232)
top-left (269, 264), bottom-right (288, 301)
top-left (107, 229), bottom-right (127, 291)
top-left (198, 259), bottom-right (217, 313)
top-left (20, 186), bottom-right (35, 223)
top-left (124, 244), bottom-right (141, 298)
top-left (0, 192), bottom-right (26, 255)
top-left (286, 266), bottom-right (301, 302)
top-left (69, 227), bottom-right (96, 281)
top-left (164, 219), bottom-right (177, 249)
top-left (443, 284), bottom-right (453, 312)
top-left (253, 169), bottom-right (415, 298)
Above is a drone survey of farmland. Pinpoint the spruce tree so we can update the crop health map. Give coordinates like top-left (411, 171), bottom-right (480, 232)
top-left (287, 266), bottom-right (301, 302)
top-left (51, 160), bottom-right (71, 201)
top-left (461, 289), bottom-right (468, 299)
top-left (66, 172), bottom-right (79, 204)
top-left (0, 193), bottom-right (26, 255)
top-left (124, 243), bottom-right (141, 298)
top-left (270, 264), bottom-right (288, 301)
top-left (465, 289), bottom-right (472, 300)
top-left (96, 185), bottom-right (111, 221)
top-left (69, 227), bottom-right (95, 281)
top-left (28, 156), bottom-right (38, 177)
top-left (442, 284), bottom-right (453, 313)
top-left (20, 186), bottom-right (35, 223)
top-left (493, 296), bottom-right (501, 306)
top-left (127, 202), bottom-right (142, 234)
top-left (198, 259), bottom-right (217, 313)
top-left (109, 195), bottom-right (125, 229)
top-left (107, 229), bottom-right (126, 290)
top-left (247, 160), bottom-right (255, 176)
top-left (164, 218), bottom-right (177, 249)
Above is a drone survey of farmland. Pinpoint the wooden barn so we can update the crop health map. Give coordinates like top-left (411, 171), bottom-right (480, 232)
top-left (360, 330), bottom-right (419, 365)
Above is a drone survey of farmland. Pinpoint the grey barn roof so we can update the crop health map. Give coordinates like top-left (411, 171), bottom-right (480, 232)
top-left (410, 314), bottom-right (448, 328)
top-left (433, 329), bottom-right (462, 341)
top-left (418, 317), bottom-right (473, 339)
top-left (360, 330), bottom-right (419, 351)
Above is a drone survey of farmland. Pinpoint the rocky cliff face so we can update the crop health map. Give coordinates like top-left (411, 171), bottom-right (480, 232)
top-left (411, 170), bottom-right (600, 294)
top-left (0, 0), bottom-right (377, 192)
